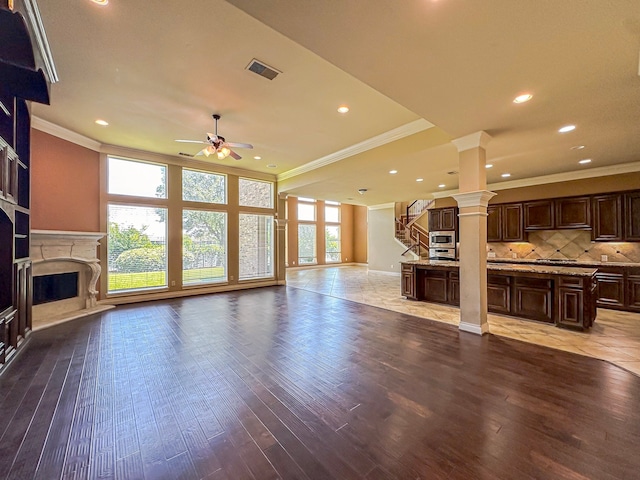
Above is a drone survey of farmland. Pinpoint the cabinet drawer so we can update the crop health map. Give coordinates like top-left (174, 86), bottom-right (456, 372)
top-left (401, 263), bottom-right (415, 273)
top-left (558, 276), bottom-right (583, 288)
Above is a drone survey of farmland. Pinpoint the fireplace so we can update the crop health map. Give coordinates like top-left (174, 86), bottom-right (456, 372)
top-left (31, 230), bottom-right (114, 329)
top-left (33, 272), bottom-right (79, 305)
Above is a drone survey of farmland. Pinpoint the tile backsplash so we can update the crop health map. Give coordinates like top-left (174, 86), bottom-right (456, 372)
top-left (488, 230), bottom-right (640, 263)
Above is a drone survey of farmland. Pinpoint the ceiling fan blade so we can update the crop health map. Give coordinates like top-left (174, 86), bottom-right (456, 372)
top-left (224, 142), bottom-right (253, 149)
top-left (229, 150), bottom-right (242, 160)
top-left (176, 139), bottom-right (207, 144)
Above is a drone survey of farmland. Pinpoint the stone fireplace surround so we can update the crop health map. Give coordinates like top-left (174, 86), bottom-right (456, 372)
top-left (31, 230), bottom-right (114, 330)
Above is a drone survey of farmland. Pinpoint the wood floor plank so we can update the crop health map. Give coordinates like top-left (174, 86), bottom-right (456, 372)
top-left (0, 286), bottom-right (639, 479)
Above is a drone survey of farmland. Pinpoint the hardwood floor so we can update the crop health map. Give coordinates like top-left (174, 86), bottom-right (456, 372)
top-left (1, 286), bottom-right (639, 479)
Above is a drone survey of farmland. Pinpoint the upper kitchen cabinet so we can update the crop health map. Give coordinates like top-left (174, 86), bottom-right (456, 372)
top-left (625, 191), bottom-right (640, 241)
top-left (428, 207), bottom-right (458, 232)
top-left (524, 200), bottom-right (554, 231)
top-left (592, 194), bottom-right (623, 241)
top-left (487, 203), bottom-right (524, 242)
top-left (555, 196), bottom-right (591, 229)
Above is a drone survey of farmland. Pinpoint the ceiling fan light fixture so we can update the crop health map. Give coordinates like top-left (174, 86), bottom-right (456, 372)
top-left (217, 147), bottom-right (231, 160)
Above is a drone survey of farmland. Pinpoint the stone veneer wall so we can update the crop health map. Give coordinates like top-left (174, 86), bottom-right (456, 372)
top-left (487, 230), bottom-right (640, 263)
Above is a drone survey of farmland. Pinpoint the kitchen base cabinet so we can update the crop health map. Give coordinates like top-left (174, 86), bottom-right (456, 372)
top-left (626, 274), bottom-right (640, 312)
top-left (402, 262), bottom-right (597, 330)
top-left (596, 268), bottom-right (625, 309)
top-left (514, 277), bottom-right (553, 323)
top-left (401, 263), bottom-right (416, 300)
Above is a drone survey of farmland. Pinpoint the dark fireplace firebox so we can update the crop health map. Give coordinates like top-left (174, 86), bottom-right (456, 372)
top-left (33, 272), bottom-right (79, 305)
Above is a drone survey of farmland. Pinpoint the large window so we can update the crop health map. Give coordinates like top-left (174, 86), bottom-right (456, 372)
top-left (239, 214), bottom-right (273, 280)
top-left (182, 169), bottom-right (226, 204)
top-left (298, 224), bottom-right (317, 265)
top-left (297, 198), bottom-right (316, 221)
top-left (105, 156), bottom-right (276, 295)
top-left (325, 225), bottom-right (341, 263)
top-left (107, 204), bottom-right (167, 292)
top-left (239, 178), bottom-right (273, 208)
top-left (325, 201), bottom-right (341, 263)
top-left (108, 157), bottom-right (166, 198)
top-left (183, 210), bottom-right (227, 285)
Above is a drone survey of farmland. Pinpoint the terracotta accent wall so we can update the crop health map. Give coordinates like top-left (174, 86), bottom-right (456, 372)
top-left (353, 205), bottom-right (368, 264)
top-left (31, 130), bottom-right (100, 231)
top-left (285, 197), bottom-right (365, 267)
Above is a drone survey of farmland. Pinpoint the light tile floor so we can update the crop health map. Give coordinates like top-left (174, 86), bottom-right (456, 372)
top-left (287, 265), bottom-right (640, 376)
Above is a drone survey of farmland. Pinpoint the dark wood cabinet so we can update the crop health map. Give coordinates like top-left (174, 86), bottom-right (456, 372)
top-left (524, 200), bottom-right (554, 230)
top-left (556, 275), bottom-right (596, 329)
top-left (428, 207), bottom-right (457, 232)
top-left (487, 205), bottom-right (502, 242)
top-left (423, 269), bottom-right (448, 303)
top-left (448, 271), bottom-right (460, 306)
top-left (555, 196), bottom-right (591, 229)
top-left (401, 263), bottom-right (416, 300)
top-left (596, 267), bottom-right (625, 309)
top-left (487, 203), bottom-right (523, 242)
top-left (592, 194), bottom-right (623, 241)
top-left (503, 203), bottom-right (524, 241)
top-left (513, 277), bottom-right (553, 323)
top-left (487, 275), bottom-right (511, 313)
top-left (625, 271), bottom-right (640, 312)
top-left (625, 191), bottom-right (640, 241)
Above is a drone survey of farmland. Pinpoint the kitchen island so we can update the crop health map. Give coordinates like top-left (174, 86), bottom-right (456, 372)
top-left (401, 260), bottom-right (598, 330)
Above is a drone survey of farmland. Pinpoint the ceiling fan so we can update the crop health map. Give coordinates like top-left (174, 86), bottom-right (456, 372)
top-left (176, 114), bottom-right (253, 160)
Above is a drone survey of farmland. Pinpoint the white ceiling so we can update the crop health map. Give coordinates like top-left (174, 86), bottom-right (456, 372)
top-left (32, 0), bottom-right (640, 206)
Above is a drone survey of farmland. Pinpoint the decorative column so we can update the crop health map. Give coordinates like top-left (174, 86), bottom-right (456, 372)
top-left (276, 192), bottom-right (288, 285)
top-left (451, 132), bottom-right (496, 335)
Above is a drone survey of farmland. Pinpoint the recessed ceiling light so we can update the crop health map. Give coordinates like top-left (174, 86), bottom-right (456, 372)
top-left (416, 178), bottom-right (424, 182)
top-left (578, 158), bottom-right (592, 164)
top-left (570, 145), bottom-right (585, 150)
top-left (267, 164), bottom-right (277, 168)
top-left (513, 93), bottom-right (533, 104)
top-left (501, 173), bottom-right (511, 178)
top-left (485, 164), bottom-right (493, 169)
top-left (389, 170), bottom-right (398, 174)
top-left (91, 0), bottom-right (108, 4)
top-left (95, 119), bottom-right (108, 126)
top-left (438, 184), bottom-right (446, 188)
top-left (337, 105), bottom-right (349, 114)
top-left (558, 125), bottom-right (576, 133)
top-left (254, 156), bottom-right (261, 160)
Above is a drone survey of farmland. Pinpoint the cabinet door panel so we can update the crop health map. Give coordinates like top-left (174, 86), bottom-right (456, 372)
top-left (592, 194), bottom-right (623, 241)
top-left (596, 273), bottom-right (625, 308)
top-left (440, 208), bottom-right (457, 231)
top-left (502, 204), bottom-right (524, 242)
top-left (487, 205), bottom-right (502, 242)
top-left (514, 285), bottom-right (553, 322)
top-left (555, 196), bottom-right (591, 229)
top-left (558, 287), bottom-right (584, 327)
top-left (524, 200), bottom-right (554, 230)
top-left (428, 209), bottom-right (441, 231)
top-left (626, 275), bottom-right (640, 311)
top-left (423, 271), bottom-right (448, 303)
top-left (625, 192), bottom-right (640, 241)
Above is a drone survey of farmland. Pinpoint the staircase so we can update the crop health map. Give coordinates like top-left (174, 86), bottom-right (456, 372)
top-left (395, 199), bottom-right (434, 258)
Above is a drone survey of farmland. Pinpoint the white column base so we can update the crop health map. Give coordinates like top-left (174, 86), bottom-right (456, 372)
top-left (459, 320), bottom-right (490, 335)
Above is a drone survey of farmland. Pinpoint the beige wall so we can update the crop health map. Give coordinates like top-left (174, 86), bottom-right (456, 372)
top-left (434, 172), bottom-right (640, 208)
top-left (367, 206), bottom-right (407, 273)
top-left (31, 130), bottom-right (100, 231)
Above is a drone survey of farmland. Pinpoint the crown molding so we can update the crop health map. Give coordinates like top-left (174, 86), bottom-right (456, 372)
top-left (277, 118), bottom-right (434, 182)
top-left (23, 0), bottom-right (59, 83)
top-left (32, 116), bottom-right (102, 151)
top-left (431, 161), bottom-right (640, 199)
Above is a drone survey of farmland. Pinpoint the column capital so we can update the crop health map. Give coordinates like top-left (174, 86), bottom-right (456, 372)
top-left (452, 131), bottom-right (492, 152)
top-left (452, 190), bottom-right (497, 208)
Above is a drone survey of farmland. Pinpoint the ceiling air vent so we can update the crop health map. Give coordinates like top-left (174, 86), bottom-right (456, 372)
top-left (246, 58), bottom-right (281, 80)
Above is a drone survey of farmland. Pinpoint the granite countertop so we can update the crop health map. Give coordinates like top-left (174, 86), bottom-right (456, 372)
top-left (404, 259), bottom-right (598, 277)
